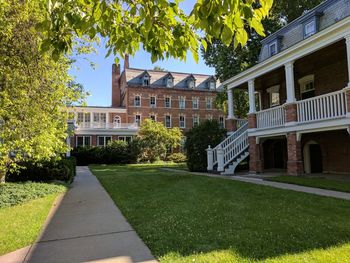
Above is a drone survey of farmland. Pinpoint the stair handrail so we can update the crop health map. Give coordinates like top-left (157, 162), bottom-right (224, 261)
top-left (223, 130), bottom-right (249, 167)
top-left (212, 121), bottom-right (248, 166)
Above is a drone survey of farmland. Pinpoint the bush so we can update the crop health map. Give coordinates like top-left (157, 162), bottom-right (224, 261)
top-left (0, 182), bottom-right (67, 208)
top-left (6, 157), bottom-right (77, 184)
top-left (185, 120), bottom-right (226, 172)
top-left (71, 139), bottom-right (142, 165)
top-left (167, 153), bottom-right (187, 163)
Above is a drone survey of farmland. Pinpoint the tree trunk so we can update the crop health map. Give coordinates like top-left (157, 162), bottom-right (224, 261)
top-left (0, 169), bottom-right (5, 183)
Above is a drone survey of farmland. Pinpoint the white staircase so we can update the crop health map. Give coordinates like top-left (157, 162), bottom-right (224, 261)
top-left (207, 121), bottom-right (249, 175)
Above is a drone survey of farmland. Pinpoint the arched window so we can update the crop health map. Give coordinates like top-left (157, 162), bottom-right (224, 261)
top-left (113, 115), bottom-right (121, 127)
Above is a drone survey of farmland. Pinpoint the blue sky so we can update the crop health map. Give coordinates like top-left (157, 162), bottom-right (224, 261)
top-left (69, 0), bottom-right (216, 107)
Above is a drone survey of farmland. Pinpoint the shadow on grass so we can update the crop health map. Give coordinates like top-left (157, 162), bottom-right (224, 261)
top-left (90, 164), bottom-right (350, 262)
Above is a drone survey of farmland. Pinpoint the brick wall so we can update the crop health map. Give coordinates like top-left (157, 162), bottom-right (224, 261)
top-left (125, 86), bottom-right (225, 131)
top-left (302, 130), bottom-right (350, 174)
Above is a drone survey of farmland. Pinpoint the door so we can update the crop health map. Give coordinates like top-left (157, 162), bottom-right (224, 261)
top-left (309, 144), bottom-right (323, 173)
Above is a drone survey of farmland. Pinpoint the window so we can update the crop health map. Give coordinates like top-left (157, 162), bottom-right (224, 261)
top-left (166, 77), bottom-right (173, 88)
top-left (93, 113), bottom-right (106, 128)
top-left (77, 112), bottom-right (91, 128)
top-left (135, 115), bottom-right (141, 126)
top-left (193, 115), bottom-right (199, 126)
top-left (76, 136), bottom-right (91, 147)
top-left (165, 97), bottom-right (171, 108)
top-left (267, 85), bottom-right (280, 107)
top-left (179, 96), bottom-right (186, 109)
top-left (150, 96), bottom-right (156, 108)
top-left (97, 136), bottom-right (112, 147)
top-left (143, 75), bottom-right (150, 86)
top-left (113, 115), bottom-right (121, 127)
top-left (299, 75), bottom-right (315, 100)
top-left (150, 115), bottom-right (156, 121)
top-left (119, 136), bottom-right (132, 143)
top-left (165, 115), bottom-right (171, 128)
top-left (206, 98), bottom-right (213, 109)
top-left (219, 116), bottom-right (225, 128)
top-left (188, 80), bottom-right (195, 89)
top-left (209, 81), bottom-right (216, 90)
top-left (179, 115), bottom-right (185, 128)
top-left (269, 42), bottom-right (277, 56)
top-left (206, 115), bottom-right (213, 120)
top-left (304, 20), bottom-right (316, 38)
top-left (134, 96), bottom-right (141, 107)
top-left (192, 98), bottom-right (199, 109)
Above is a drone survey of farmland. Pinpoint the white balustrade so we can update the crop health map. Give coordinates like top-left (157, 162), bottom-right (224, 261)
top-left (256, 105), bottom-right (285, 129)
top-left (223, 130), bottom-right (249, 167)
top-left (76, 122), bottom-right (138, 130)
top-left (297, 90), bottom-right (347, 123)
top-left (212, 122), bottom-right (248, 167)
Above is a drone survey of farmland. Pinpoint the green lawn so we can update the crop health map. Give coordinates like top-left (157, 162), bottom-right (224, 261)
top-left (0, 182), bottom-right (67, 255)
top-left (266, 176), bottom-right (350, 193)
top-left (91, 164), bottom-right (350, 263)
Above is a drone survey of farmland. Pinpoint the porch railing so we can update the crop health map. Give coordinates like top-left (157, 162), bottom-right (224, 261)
top-left (296, 90), bottom-right (347, 123)
top-left (76, 122), bottom-right (138, 129)
top-left (256, 105), bottom-right (285, 129)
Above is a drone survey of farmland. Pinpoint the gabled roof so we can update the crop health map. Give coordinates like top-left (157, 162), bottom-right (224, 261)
top-left (124, 68), bottom-right (219, 90)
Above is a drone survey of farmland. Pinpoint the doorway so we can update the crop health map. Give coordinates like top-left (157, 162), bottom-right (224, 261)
top-left (303, 141), bottom-right (323, 174)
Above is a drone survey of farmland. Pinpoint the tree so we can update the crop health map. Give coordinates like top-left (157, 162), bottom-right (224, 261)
top-left (185, 120), bottom-right (226, 172)
top-left (202, 0), bottom-right (324, 117)
top-left (153, 66), bottom-right (166, 71)
top-left (0, 0), bottom-right (85, 182)
top-left (138, 119), bottom-right (182, 162)
top-left (37, 0), bottom-right (273, 63)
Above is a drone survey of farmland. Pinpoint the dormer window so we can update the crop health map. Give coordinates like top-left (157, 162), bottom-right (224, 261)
top-left (304, 20), bottom-right (316, 38)
top-left (269, 42), bottom-right (277, 56)
top-left (188, 80), bottom-right (195, 89)
top-left (166, 77), bottom-right (173, 88)
top-left (143, 74), bottom-right (150, 86)
top-left (209, 81), bottom-right (216, 90)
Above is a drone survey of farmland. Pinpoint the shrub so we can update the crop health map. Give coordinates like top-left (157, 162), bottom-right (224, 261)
top-left (5, 157), bottom-right (77, 184)
top-left (71, 139), bottom-right (142, 165)
top-left (185, 120), bottom-right (226, 172)
top-left (167, 153), bottom-right (187, 163)
top-left (0, 182), bottom-right (67, 208)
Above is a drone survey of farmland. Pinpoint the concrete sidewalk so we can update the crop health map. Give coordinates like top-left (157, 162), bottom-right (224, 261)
top-left (18, 166), bottom-right (156, 263)
top-left (161, 168), bottom-right (350, 201)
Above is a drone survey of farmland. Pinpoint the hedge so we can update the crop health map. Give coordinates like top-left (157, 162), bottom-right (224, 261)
top-left (6, 157), bottom-right (77, 184)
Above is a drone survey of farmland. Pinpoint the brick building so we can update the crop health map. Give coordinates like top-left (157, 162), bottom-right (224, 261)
top-left (208, 0), bottom-right (350, 176)
top-left (69, 57), bottom-right (225, 148)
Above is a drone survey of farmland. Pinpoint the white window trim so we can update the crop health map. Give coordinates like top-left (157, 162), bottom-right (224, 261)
top-left (76, 136), bottom-right (92, 147)
top-left (298, 74), bottom-right (315, 95)
top-left (143, 75), bottom-right (150, 86)
top-left (165, 115), bottom-right (172, 128)
top-left (150, 96), bottom-right (157, 108)
top-left (135, 114), bottom-right (141, 125)
top-left (269, 41), bottom-right (277, 56)
top-left (179, 96), bottom-right (186, 109)
top-left (193, 115), bottom-right (199, 126)
top-left (179, 115), bottom-right (186, 128)
top-left (134, 96), bottom-right (141, 107)
top-left (97, 136), bottom-right (112, 147)
top-left (166, 77), bottom-right (174, 88)
top-left (209, 81), bottom-right (216, 90)
top-left (206, 97), bottom-right (213, 110)
top-left (192, 98), bottom-right (199, 109)
top-left (304, 20), bottom-right (316, 38)
top-left (165, 97), bottom-right (172, 108)
top-left (267, 85), bottom-right (280, 107)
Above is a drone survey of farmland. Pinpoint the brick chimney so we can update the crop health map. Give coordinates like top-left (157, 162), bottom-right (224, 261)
top-left (112, 63), bottom-right (121, 107)
top-left (124, 54), bottom-right (129, 69)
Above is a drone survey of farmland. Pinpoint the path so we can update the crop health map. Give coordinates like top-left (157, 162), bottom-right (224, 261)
top-left (20, 166), bottom-right (156, 263)
top-left (161, 168), bottom-right (350, 201)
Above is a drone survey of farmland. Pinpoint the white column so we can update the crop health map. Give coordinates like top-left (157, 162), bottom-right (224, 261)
top-left (66, 136), bottom-right (71, 157)
top-left (217, 146), bottom-right (224, 172)
top-left (345, 35), bottom-right (350, 87)
top-left (248, 79), bottom-right (256, 113)
top-left (106, 112), bottom-right (110, 128)
top-left (285, 61), bottom-right (296, 103)
top-left (206, 145), bottom-right (214, 171)
top-left (227, 88), bottom-right (235, 119)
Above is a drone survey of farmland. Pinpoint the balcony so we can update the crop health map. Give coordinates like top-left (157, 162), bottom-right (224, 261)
top-left (76, 122), bottom-right (139, 130)
top-left (252, 89), bottom-right (349, 132)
